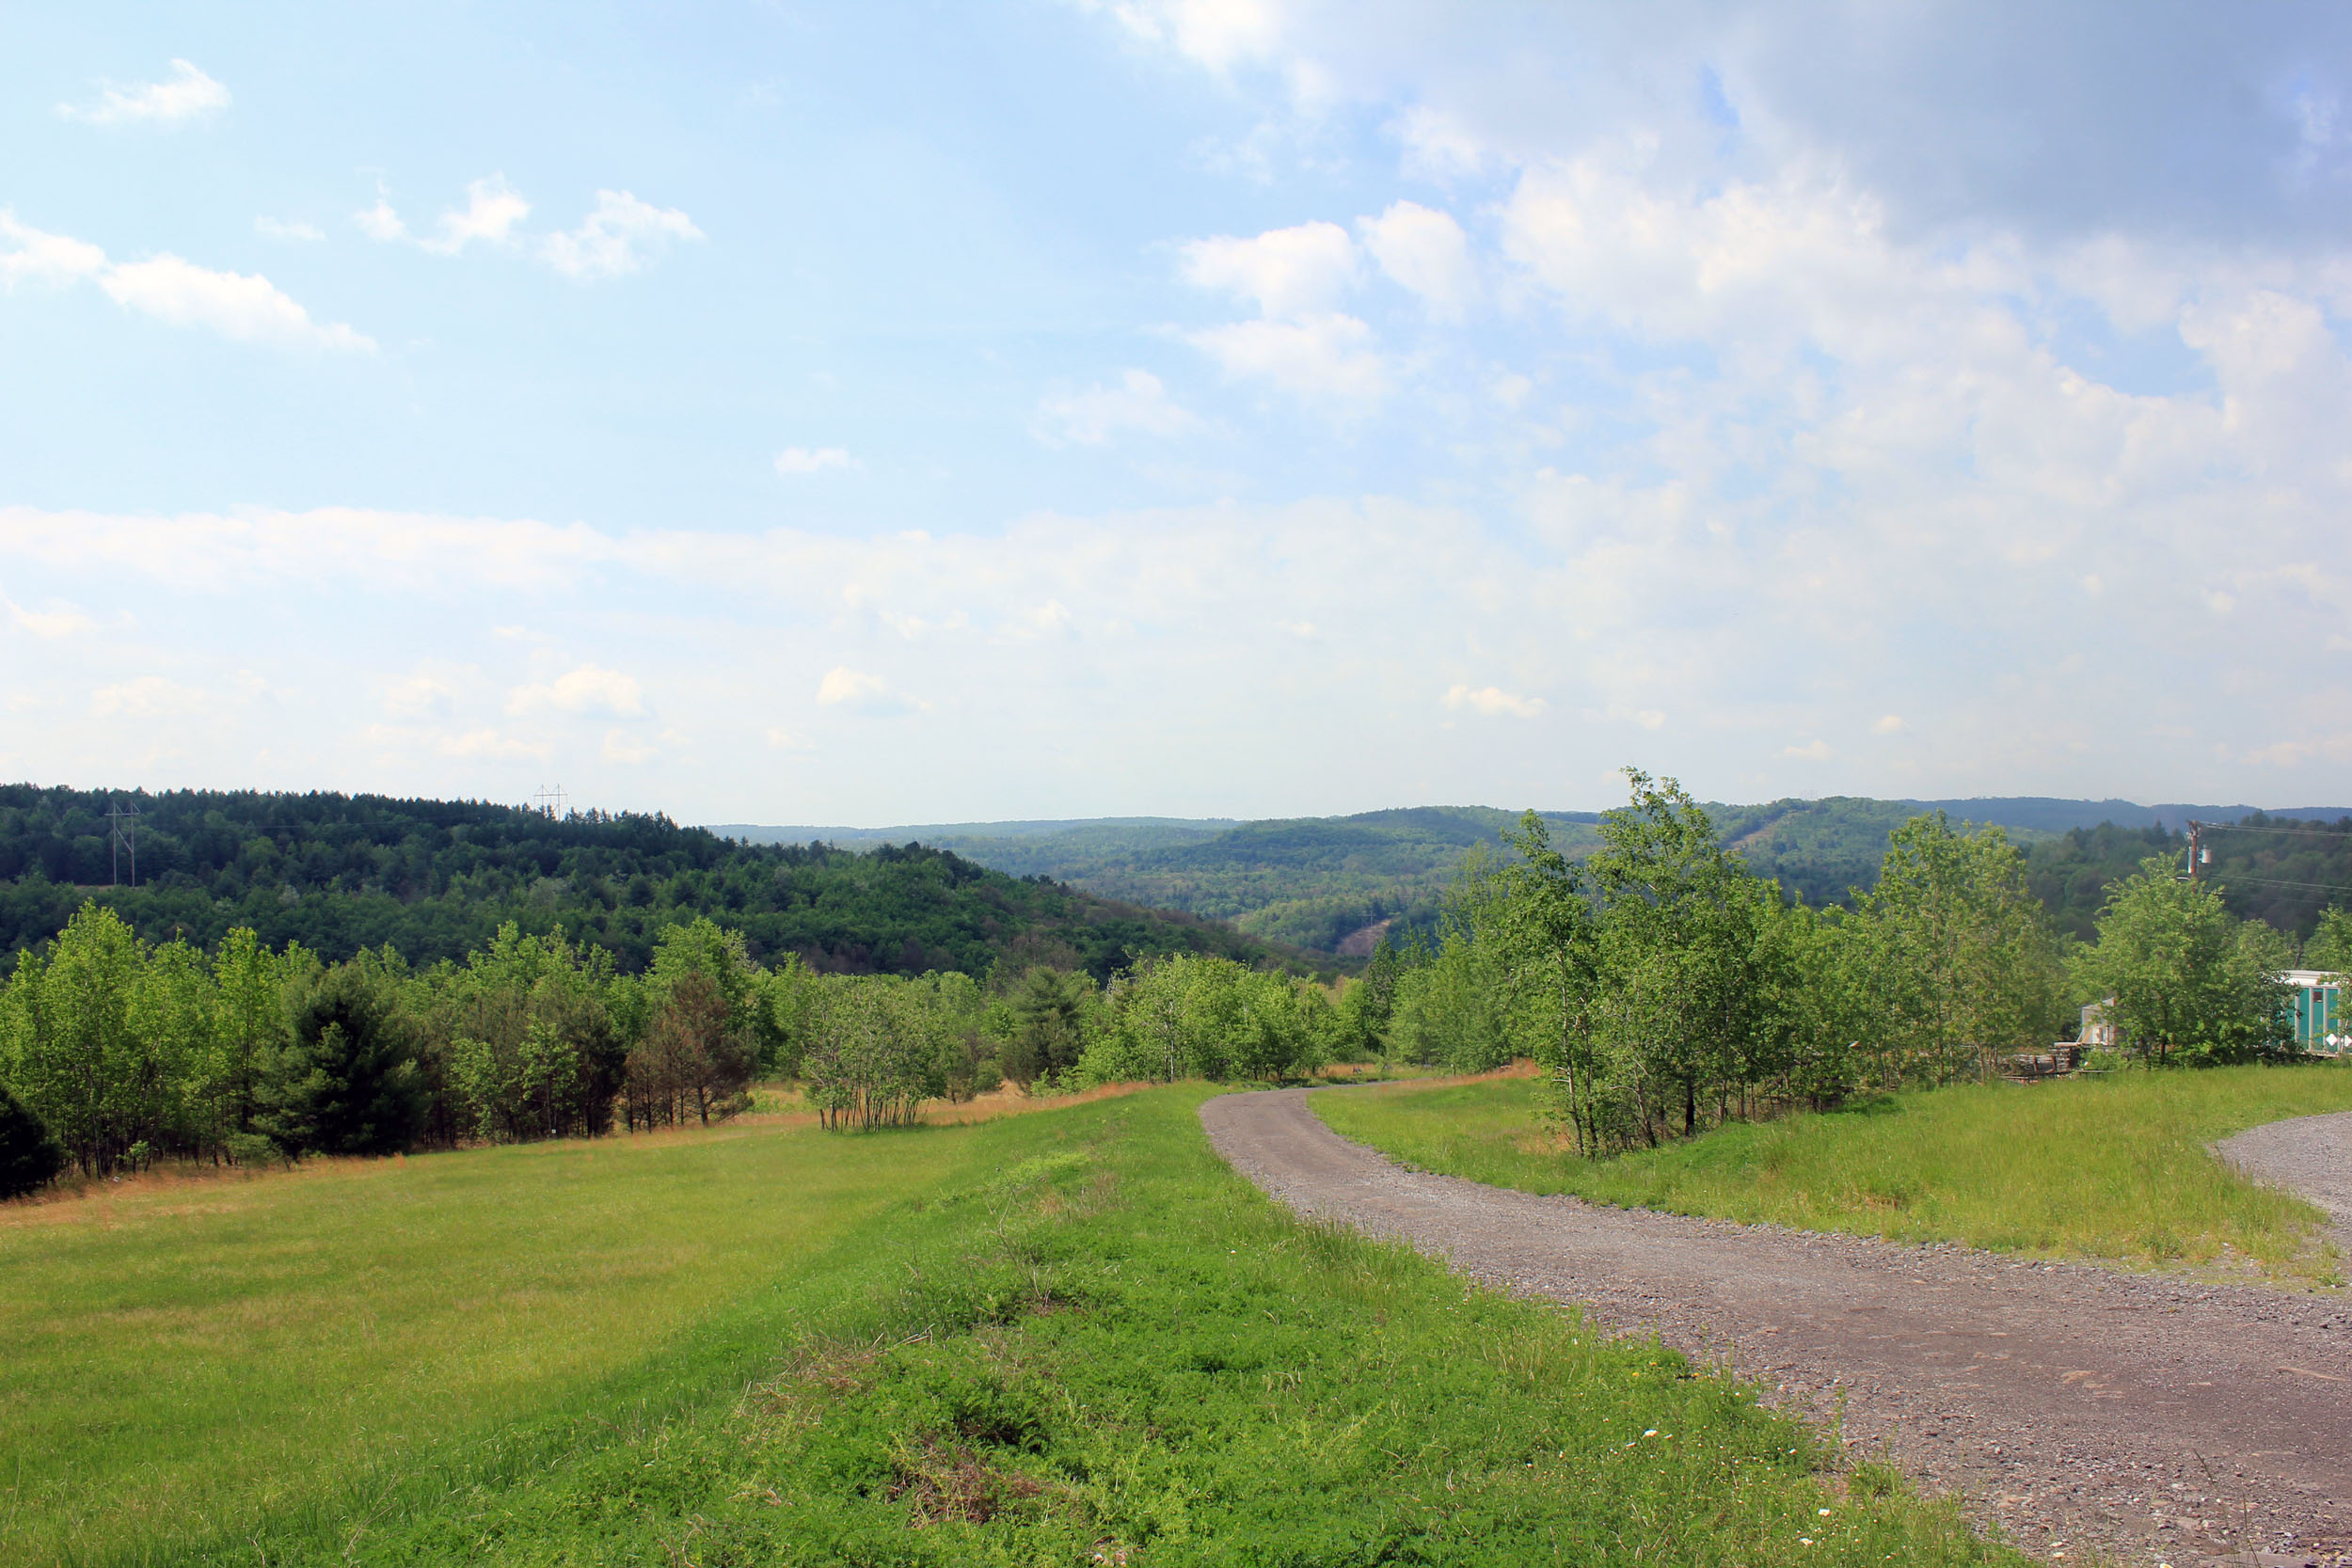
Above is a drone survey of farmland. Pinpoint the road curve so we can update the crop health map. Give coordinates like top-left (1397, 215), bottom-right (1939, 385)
top-left (2220, 1111), bottom-right (2352, 1258)
top-left (1201, 1088), bottom-right (2352, 1566)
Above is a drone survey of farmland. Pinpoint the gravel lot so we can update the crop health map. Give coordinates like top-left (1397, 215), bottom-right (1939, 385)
top-left (1202, 1088), bottom-right (2352, 1568)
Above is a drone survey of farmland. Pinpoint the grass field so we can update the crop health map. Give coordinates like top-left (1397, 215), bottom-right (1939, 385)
top-left (0, 1089), bottom-right (2026, 1566)
top-left (1314, 1065), bottom-right (2352, 1285)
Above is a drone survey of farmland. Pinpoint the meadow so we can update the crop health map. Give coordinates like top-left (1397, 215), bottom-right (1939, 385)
top-left (0, 1088), bottom-right (2026, 1567)
top-left (1314, 1064), bottom-right (2352, 1284)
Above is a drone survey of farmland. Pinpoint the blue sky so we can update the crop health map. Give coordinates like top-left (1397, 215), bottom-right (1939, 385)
top-left (5, 2), bottom-right (2351, 824)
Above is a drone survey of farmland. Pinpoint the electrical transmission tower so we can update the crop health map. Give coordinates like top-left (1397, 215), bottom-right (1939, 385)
top-left (532, 784), bottom-right (568, 819)
top-left (104, 800), bottom-right (140, 887)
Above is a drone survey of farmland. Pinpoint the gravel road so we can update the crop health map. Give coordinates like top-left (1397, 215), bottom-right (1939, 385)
top-left (2220, 1112), bottom-right (2352, 1256)
top-left (1201, 1088), bottom-right (2352, 1567)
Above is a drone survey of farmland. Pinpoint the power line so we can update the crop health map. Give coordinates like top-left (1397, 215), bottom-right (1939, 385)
top-left (2200, 822), bottom-right (2352, 839)
top-left (103, 800), bottom-right (139, 887)
top-left (2210, 873), bottom-right (2352, 896)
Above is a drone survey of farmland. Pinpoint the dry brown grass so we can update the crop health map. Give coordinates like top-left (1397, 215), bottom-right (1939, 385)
top-left (6, 1082), bottom-right (1163, 1226)
top-left (887, 1436), bottom-right (1048, 1526)
top-left (1317, 1058), bottom-right (1540, 1086)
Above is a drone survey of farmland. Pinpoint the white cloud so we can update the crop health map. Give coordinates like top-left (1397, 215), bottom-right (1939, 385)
top-left (7, 599), bottom-right (94, 638)
top-left (254, 216), bottom-right (326, 243)
top-left (817, 666), bottom-right (920, 717)
top-left (0, 211), bottom-right (106, 288)
top-left (1035, 369), bottom-right (1202, 445)
top-left (1359, 200), bottom-right (1474, 321)
top-left (383, 668), bottom-right (464, 721)
top-left (1489, 372), bottom-right (1534, 408)
top-left (601, 728), bottom-right (657, 764)
top-left (424, 176), bottom-right (531, 254)
top-left (437, 728), bottom-right (548, 761)
top-left (1188, 313), bottom-right (1389, 400)
top-left (355, 189), bottom-right (407, 243)
top-left (1180, 221), bottom-right (1391, 402)
top-left (507, 664), bottom-right (646, 718)
top-left (1391, 104), bottom-right (1492, 182)
top-left (1782, 738), bottom-right (1835, 760)
top-left (1181, 220), bottom-right (1358, 317)
top-left (58, 60), bottom-right (229, 128)
top-left (1445, 684), bottom-right (1548, 720)
top-left (358, 176), bottom-right (531, 254)
top-left (10, 416), bottom-right (2352, 810)
top-left (1095, 0), bottom-right (1284, 72)
top-left (92, 675), bottom-right (204, 719)
top-left (542, 190), bottom-right (703, 279)
top-left (1872, 715), bottom-right (1907, 735)
top-left (775, 446), bottom-right (857, 475)
top-left (3, 210), bottom-right (369, 349)
top-left (100, 254), bottom-right (375, 351)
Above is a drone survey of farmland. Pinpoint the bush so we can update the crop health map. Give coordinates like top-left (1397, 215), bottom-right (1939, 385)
top-left (0, 1080), bottom-right (65, 1198)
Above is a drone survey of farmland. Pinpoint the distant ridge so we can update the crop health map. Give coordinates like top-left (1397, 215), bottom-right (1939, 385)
top-left (707, 797), bottom-right (2352, 954)
top-left (713, 816), bottom-right (1234, 845)
top-left (712, 798), bottom-right (2352, 847)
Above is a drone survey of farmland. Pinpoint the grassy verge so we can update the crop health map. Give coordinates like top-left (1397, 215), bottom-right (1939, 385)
top-left (3, 1088), bottom-right (2024, 1567)
top-left (1313, 1066), bottom-right (2352, 1285)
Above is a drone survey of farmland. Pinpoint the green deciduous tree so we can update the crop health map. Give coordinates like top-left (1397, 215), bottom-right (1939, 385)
top-left (2074, 859), bottom-right (2293, 1067)
top-left (1848, 814), bottom-right (2066, 1086)
top-left (0, 903), bottom-right (156, 1175)
top-left (1581, 772), bottom-right (1791, 1146)
top-left (803, 975), bottom-right (950, 1130)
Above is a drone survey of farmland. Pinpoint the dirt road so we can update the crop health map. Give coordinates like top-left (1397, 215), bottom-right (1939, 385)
top-left (1201, 1088), bottom-right (2352, 1566)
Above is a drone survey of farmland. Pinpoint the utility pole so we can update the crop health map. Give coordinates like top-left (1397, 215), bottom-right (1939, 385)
top-left (2185, 819), bottom-right (2207, 881)
top-left (103, 800), bottom-right (140, 887)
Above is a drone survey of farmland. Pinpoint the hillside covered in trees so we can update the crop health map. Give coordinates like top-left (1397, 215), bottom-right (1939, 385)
top-left (728, 796), bottom-right (2352, 951)
top-left (0, 785), bottom-right (1316, 980)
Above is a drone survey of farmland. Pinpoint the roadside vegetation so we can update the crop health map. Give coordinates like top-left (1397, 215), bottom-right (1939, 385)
top-left (1354, 770), bottom-right (2347, 1162)
top-left (0, 1087), bottom-right (2024, 1568)
top-left (1316, 1066), bottom-right (2352, 1283)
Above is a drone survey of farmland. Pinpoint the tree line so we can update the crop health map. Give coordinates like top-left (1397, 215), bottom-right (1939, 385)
top-left (10, 771), bottom-right (2336, 1197)
top-left (0, 901), bottom-right (1358, 1197)
top-left (1358, 772), bottom-right (2348, 1156)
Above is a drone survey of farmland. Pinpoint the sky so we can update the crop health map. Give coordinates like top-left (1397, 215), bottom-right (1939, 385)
top-left (4, 2), bottom-right (2351, 826)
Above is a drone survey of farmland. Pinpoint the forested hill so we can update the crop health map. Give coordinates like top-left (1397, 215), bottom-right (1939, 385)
top-left (0, 785), bottom-right (1315, 979)
top-left (723, 806), bottom-right (1601, 953)
top-left (723, 795), bottom-right (2352, 951)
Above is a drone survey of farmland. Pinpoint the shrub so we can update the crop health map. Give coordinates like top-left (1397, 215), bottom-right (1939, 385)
top-left (0, 1080), bottom-right (65, 1198)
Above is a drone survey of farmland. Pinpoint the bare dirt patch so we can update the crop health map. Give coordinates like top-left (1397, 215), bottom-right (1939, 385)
top-left (1203, 1087), bottom-right (2352, 1567)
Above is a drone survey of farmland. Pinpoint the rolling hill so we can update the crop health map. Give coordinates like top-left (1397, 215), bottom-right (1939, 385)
top-left (720, 796), bottom-right (2352, 952)
top-left (0, 785), bottom-right (1321, 979)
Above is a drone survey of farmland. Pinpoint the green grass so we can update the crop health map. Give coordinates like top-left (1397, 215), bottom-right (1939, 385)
top-left (1314, 1065), bottom-right (2352, 1285)
top-left (0, 1122), bottom-right (991, 1564)
top-left (2, 1090), bottom-right (2026, 1567)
